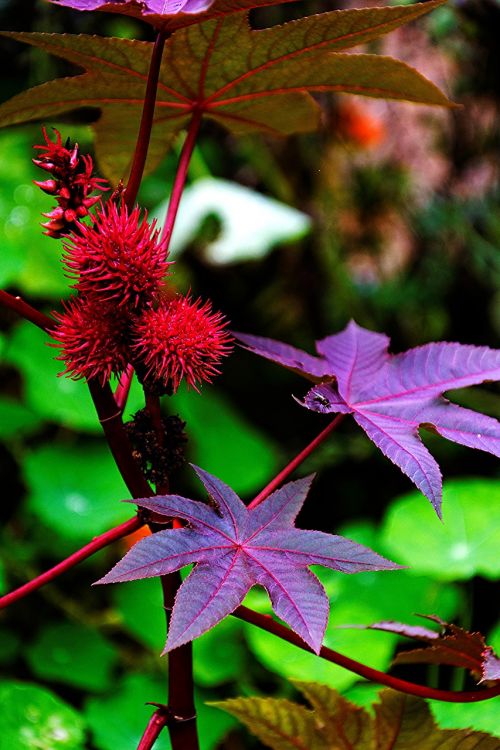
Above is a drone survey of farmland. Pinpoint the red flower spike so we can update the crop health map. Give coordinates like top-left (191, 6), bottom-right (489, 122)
top-left (132, 295), bottom-right (233, 392)
top-left (33, 127), bottom-right (108, 239)
top-left (63, 202), bottom-right (171, 309)
top-left (51, 296), bottom-right (130, 385)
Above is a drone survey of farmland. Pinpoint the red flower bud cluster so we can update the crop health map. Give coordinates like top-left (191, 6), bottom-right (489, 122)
top-left (33, 127), bottom-right (108, 238)
top-left (52, 198), bottom-right (232, 391)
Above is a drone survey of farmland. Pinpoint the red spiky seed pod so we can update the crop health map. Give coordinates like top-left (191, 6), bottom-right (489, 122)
top-left (51, 296), bottom-right (130, 385)
top-left (63, 201), bottom-right (170, 309)
top-left (33, 127), bottom-right (108, 238)
top-left (132, 295), bottom-right (233, 393)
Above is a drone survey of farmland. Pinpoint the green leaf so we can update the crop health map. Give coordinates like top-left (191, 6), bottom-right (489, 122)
top-left (430, 697), bottom-right (500, 739)
top-left (0, 681), bottom-right (86, 750)
top-left (193, 618), bottom-right (246, 686)
top-left (85, 674), bottom-right (233, 750)
top-left (4, 321), bottom-right (103, 433)
top-left (85, 674), bottom-right (168, 750)
top-left (24, 440), bottom-right (130, 541)
top-left (112, 577), bottom-right (166, 650)
top-left (0, 628), bottom-right (20, 664)
top-left (0, 1), bottom-right (450, 180)
top-left (160, 177), bottom-right (311, 264)
top-left (26, 623), bottom-right (118, 692)
top-left (380, 479), bottom-right (500, 580)
top-left (0, 397), bottom-right (42, 439)
top-left (0, 128), bottom-right (85, 296)
top-left (244, 524), bottom-right (461, 691)
top-left (214, 684), bottom-right (500, 749)
top-left (169, 385), bottom-right (279, 495)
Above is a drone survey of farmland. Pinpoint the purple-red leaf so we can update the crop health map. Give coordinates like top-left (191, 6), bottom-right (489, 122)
top-left (97, 466), bottom-right (399, 653)
top-left (365, 615), bottom-right (500, 684)
top-left (48, 0), bottom-right (297, 32)
top-left (2, 1), bottom-right (451, 181)
top-left (236, 321), bottom-right (500, 515)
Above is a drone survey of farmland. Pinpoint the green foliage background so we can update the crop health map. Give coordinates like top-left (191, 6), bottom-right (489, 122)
top-left (0, 0), bottom-right (499, 747)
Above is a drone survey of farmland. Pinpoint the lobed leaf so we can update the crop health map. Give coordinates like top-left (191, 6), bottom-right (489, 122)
top-left (97, 467), bottom-right (399, 653)
top-left (236, 321), bottom-right (500, 515)
top-left (1, 1), bottom-right (451, 180)
top-left (214, 684), bottom-right (500, 749)
top-left (365, 615), bottom-right (500, 684)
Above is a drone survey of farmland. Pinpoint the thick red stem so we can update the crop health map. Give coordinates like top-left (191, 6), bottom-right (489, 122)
top-left (161, 109), bottom-right (203, 245)
top-left (161, 573), bottom-right (199, 750)
top-left (123, 31), bottom-right (167, 210)
top-left (0, 516), bottom-right (143, 610)
top-left (0, 289), bottom-right (53, 331)
top-left (233, 606), bottom-right (500, 703)
top-left (88, 379), bottom-right (152, 498)
top-left (248, 414), bottom-right (345, 509)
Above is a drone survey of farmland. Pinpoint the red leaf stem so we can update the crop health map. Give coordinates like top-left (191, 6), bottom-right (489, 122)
top-left (161, 108), bottom-right (203, 246)
top-left (0, 289), bottom-right (53, 331)
top-left (136, 707), bottom-right (170, 750)
top-left (248, 414), bottom-right (345, 509)
top-left (124, 31), bottom-right (167, 210)
top-left (114, 363), bottom-right (135, 412)
top-left (233, 606), bottom-right (500, 703)
top-left (0, 515), bottom-right (143, 611)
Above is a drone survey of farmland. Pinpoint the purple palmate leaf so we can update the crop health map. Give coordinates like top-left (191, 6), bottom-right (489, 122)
top-left (235, 321), bottom-right (500, 516)
top-left (49, 0), bottom-right (215, 15)
top-left (97, 466), bottom-right (399, 653)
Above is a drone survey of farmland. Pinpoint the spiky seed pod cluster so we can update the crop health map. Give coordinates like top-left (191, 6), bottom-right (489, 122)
top-left (132, 296), bottom-right (234, 393)
top-left (52, 190), bottom-right (232, 390)
top-left (33, 127), bottom-right (108, 238)
top-left (63, 202), bottom-right (170, 309)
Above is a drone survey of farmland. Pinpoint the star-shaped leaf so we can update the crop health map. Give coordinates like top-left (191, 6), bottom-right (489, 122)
top-left (97, 466), bottom-right (399, 653)
top-left (235, 321), bottom-right (500, 516)
top-left (214, 683), bottom-right (500, 749)
top-left (47, 0), bottom-right (297, 32)
top-left (365, 615), bottom-right (500, 684)
top-left (1, 1), bottom-right (451, 180)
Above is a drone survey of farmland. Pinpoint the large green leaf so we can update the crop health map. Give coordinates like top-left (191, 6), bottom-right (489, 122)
top-left (244, 523), bottom-right (460, 691)
top-left (24, 440), bottom-right (130, 541)
top-left (169, 385), bottom-right (279, 495)
top-left (0, 129), bottom-right (70, 295)
top-left (0, 682), bottom-right (86, 750)
top-left (0, 1), bottom-right (450, 180)
top-left (26, 622), bottom-right (118, 692)
top-left (430, 698), bottom-right (500, 739)
top-left (85, 673), bottom-right (234, 750)
top-left (214, 684), bottom-right (500, 749)
top-left (0, 397), bottom-right (42, 439)
top-left (4, 321), bottom-right (102, 433)
top-left (380, 479), bottom-right (500, 580)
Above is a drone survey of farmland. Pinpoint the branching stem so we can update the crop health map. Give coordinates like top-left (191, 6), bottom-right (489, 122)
top-left (161, 108), bottom-right (203, 245)
top-left (124, 31), bottom-right (167, 210)
top-left (0, 516), bottom-right (143, 610)
top-left (0, 289), bottom-right (53, 331)
top-left (137, 707), bottom-right (170, 750)
top-left (248, 414), bottom-right (345, 508)
top-left (233, 606), bottom-right (500, 703)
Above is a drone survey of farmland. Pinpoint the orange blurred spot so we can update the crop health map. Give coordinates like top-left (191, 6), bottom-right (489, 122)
top-left (337, 101), bottom-right (386, 148)
top-left (122, 524), bottom-right (152, 550)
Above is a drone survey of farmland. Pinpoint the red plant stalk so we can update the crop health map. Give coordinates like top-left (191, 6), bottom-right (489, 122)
top-left (248, 414), bottom-right (346, 509)
top-left (114, 363), bottom-right (135, 412)
top-left (233, 606), bottom-right (500, 703)
top-left (161, 108), bottom-right (203, 246)
top-left (137, 708), bottom-right (170, 750)
top-left (123, 31), bottom-right (167, 210)
top-left (0, 289), bottom-right (53, 332)
top-left (0, 516), bottom-right (143, 610)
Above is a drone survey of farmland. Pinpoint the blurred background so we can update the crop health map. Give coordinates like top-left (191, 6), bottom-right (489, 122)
top-left (0, 0), bottom-right (499, 746)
